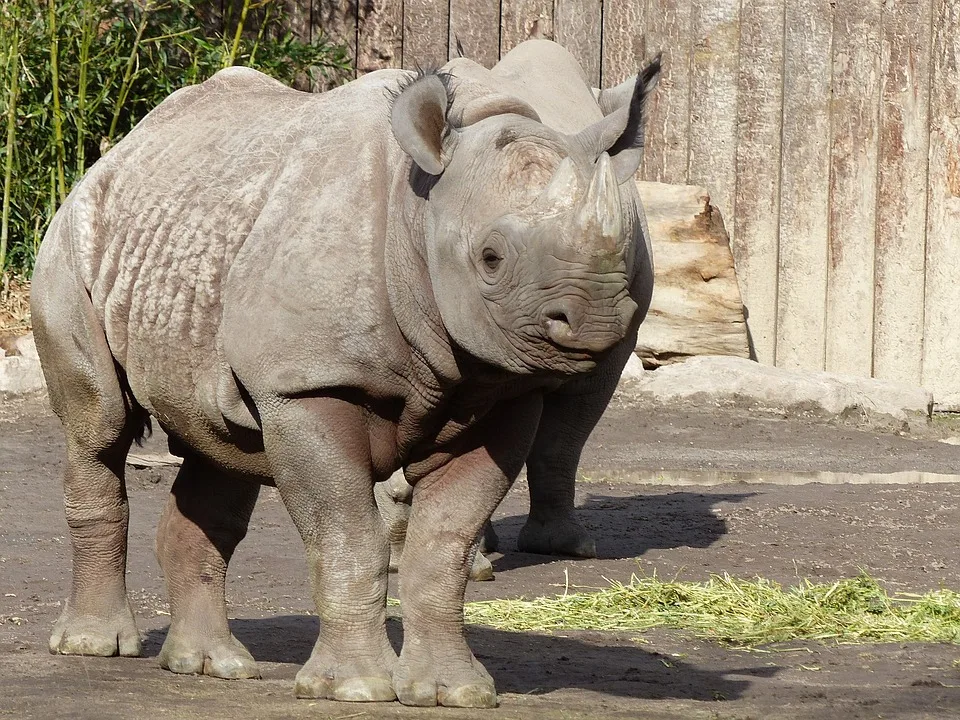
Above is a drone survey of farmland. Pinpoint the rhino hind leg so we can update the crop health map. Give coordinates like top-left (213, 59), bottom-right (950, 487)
top-left (31, 256), bottom-right (146, 659)
top-left (377, 472), bottom-right (494, 582)
top-left (155, 456), bottom-right (260, 679)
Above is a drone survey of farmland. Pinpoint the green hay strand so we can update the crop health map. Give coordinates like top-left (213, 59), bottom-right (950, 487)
top-left (458, 573), bottom-right (960, 646)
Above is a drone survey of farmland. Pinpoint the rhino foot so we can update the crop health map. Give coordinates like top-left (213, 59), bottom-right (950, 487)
top-left (469, 547), bottom-right (495, 581)
top-left (517, 516), bottom-right (597, 558)
top-left (49, 599), bottom-right (142, 657)
top-left (394, 650), bottom-right (497, 708)
top-left (159, 632), bottom-right (259, 679)
top-left (295, 651), bottom-right (396, 702)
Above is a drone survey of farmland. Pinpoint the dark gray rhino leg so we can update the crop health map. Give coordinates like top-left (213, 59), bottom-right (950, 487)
top-left (394, 396), bottom-right (541, 708)
top-left (261, 396), bottom-right (396, 702)
top-left (377, 471), bottom-right (494, 582)
top-left (156, 457), bottom-right (260, 679)
top-left (519, 348), bottom-right (632, 558)
top-left (32, 265), bottom-right (144, 658)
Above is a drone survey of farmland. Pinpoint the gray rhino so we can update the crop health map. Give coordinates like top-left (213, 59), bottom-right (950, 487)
top-left (31, 40), bottom-right (660, 708)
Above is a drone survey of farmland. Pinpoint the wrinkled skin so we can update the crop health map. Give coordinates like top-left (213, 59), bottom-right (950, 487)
top-left (31, 40), bottom-right (659, 708)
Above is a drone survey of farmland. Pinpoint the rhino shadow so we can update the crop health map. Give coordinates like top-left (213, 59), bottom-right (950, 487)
top-left (489, 490), bottom-right (756, 572)
top-left (143, 615), bottom-right (777, 701)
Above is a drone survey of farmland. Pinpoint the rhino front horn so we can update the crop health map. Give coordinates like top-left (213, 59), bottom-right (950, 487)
top-left (577, 152), bottom-right (622, 249)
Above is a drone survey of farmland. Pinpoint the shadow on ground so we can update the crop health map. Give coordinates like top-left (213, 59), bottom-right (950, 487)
top-left (143, 615), bottom-right (776, 702)
top-left (490, 491), bottom-right (755, 572)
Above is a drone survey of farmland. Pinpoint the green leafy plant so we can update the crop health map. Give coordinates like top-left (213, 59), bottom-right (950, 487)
top-left (0, 0), bottom-right (350, 277)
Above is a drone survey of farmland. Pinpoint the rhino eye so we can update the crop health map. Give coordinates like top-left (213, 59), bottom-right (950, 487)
top-left (481, 248), bottom-right (502, 273)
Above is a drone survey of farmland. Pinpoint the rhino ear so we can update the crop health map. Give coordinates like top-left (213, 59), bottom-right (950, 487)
top-left (574, 53), bottom-right (662, 182)
top-left (391, 73), bottom-right (452, 176)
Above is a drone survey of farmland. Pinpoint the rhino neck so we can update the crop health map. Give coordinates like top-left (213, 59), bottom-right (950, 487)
top-left (383, 162), bottom-right (463, 400)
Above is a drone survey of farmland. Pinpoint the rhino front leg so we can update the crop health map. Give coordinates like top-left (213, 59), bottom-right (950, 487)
top-left (519, 349), bottom-right (632, 558)
top-left (394, 396), bottom-right (541, 708)
top-left (262, 396), bottom-right (396, 702)
top-left (155, 456), bottom-right (260, 679)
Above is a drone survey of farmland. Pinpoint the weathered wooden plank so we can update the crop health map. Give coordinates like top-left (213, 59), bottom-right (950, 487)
top-left (601, 0), bottom-right (647, 86)
top-left (275, 0), bottom-right (311, 41)
top-left (312, 0), bottom-right (358, 87)
top-left (923, 0), bottom-right (960, 407)
top-left (687, 0), bottom-right (740, 234)
top-left (449, 0), bottom-right (500, 68)
top-left (731, 0), bottom-right (784, 365)
top-left (403, 0), bottom-right (450, 69)
top-left (554, 0), bottom-right (602, 86)
top-left (823, 0), bottom-right (882, 377)
top-left (775, 0), bottom-right (833, 370)
top-left (500, 0), bottom-right (554, 56)
top-left (873, 0), bottom-right (932, 387)
top-left (642, 0), bottom-right (694, 185)
top-left (357, 0), bottom-right (403, 74)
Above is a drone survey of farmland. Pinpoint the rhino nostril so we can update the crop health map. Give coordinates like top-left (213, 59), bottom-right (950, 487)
top-left (546, 309), bottom-right (570, 327)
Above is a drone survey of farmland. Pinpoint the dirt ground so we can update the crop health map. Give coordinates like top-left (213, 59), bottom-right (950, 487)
top-left (3, 395), bottom-right (960, 719)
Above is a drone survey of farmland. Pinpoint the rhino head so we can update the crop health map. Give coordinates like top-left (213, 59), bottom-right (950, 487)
top-left (391, 57), bottom-right (661, 375)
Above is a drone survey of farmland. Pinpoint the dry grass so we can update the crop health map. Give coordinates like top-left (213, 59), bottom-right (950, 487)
top-left (458, 573), bottom-right (960, 647)
top-left (0, 273), bottom-right (30, 337)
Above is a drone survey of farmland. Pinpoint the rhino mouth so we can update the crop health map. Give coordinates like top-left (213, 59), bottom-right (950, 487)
top-left (538, 298), bottom-right (633, 355)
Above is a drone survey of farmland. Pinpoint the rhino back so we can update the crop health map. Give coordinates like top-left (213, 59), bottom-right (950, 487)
top-left (54, 67), bottom-right (410, 429)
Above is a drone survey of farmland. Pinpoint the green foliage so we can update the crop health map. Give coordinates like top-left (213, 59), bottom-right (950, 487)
top-left (0, 0), bottom-right (351, 275)
top-left (460, 572), bottom-right (960, 646)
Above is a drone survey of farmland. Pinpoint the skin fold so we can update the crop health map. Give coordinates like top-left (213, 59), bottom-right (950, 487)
top-left (30, 40), bottom-right (660, 708)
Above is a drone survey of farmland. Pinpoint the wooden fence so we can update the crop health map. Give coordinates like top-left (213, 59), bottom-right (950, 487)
top-left (214, 1), bottom-right (960, 406)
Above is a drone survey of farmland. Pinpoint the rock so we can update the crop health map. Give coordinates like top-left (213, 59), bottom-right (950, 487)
top-left (635, 182), bottom-right (750, 368)
top-left (621, 355), bottom-right (933, 422)
top-left (13, 334), bottom-right (39, 361)
top-left (0, 335), bottom-right (46, 398)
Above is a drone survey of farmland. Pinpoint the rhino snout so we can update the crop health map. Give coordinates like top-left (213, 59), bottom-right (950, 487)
top-left (540, 296), bottom-right (637, 353)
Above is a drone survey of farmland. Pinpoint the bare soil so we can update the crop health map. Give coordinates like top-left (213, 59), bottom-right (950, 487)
top-left (3, 395), bottom-right (960, 719)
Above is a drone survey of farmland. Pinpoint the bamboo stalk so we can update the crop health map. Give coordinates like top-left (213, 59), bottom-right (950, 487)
top-left (1, 22), bottom-right (19, 272)
top-left (107, 1), bottom-right (153, 144)
top-left (75, 0), bottom-right (96, 175)
top-left (48, 0), bottom-right (66, 202)
top-left (225, 0), bottom-right (254, 67)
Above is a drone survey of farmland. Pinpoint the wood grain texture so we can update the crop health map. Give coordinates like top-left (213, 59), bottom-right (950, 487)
top-left (774, 0), bottom-right (833, 370)
top-left (687, 0), bottom-right (740, 235)
top-left (873, 0), bottom-right (932, 387)
top-left (601, 0), bottom-right (647, 86)
top-left (276, 0), bottom-right (311, 40)
top-left (312, 0), bottom-right (359, 87)
top-left (635, 181), bottom-right (750, 367)
top-left (823, 0), bottom-right (882, 377)
top-left (449, 0), bottom-right (500, 68)
top-left (554, 0), bottom-right (603, 86)
top-left (357, 0), bottom-right (403, 73)
top-left (500, 0), bottom-right (554, 55)
top-left (642, 0), bottom-right (694, 185)
top-left (403, 0), bottom-right (450, 69)
top-left (732, 0), bottom-right (784, 365)
top-left (923, 0), bottom-right (960, 407)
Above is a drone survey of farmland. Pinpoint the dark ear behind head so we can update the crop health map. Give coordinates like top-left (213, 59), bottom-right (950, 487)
top-left (391, 72), bottom-right (453, 176)
top-left (575, 52), bottom-right (663, 182)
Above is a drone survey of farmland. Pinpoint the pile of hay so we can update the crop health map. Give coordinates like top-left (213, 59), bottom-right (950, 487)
top-left (460, 573), bottom-right (960, 646)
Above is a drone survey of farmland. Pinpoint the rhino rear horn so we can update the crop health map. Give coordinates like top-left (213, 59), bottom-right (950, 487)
top-left (573, 53), bottom-right (662, 182)
top-left (391, 73), bottom-right (453, 176)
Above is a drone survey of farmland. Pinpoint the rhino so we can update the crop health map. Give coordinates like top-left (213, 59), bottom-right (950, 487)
top-left (31, 39), bottom-right (660, 708)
